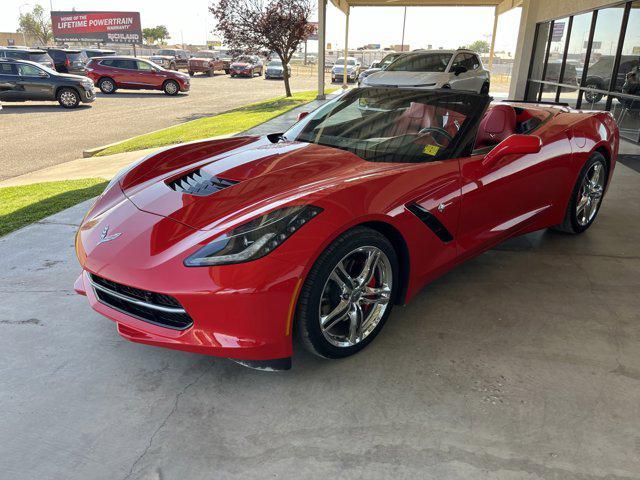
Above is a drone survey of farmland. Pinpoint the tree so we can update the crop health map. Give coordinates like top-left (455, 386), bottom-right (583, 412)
top-left (210, 0), bottom-right (314, 97)
top-left (143, 25), bottom-right (171, 45)
top-left (464, 40), bottom-right (490, 54)
top-left (18, 5), bottom-right (52, 46)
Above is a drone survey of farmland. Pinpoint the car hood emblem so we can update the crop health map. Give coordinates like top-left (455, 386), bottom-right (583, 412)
top-left (98, 226), bottom-right (122, 245)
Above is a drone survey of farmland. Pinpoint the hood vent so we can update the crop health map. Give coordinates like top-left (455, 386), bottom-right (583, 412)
top-left (167, 169), bottom-right (238, 196)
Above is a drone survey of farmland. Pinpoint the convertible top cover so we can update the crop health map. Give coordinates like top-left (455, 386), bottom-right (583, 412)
top-left (284, 88), bottom-right (490, 163)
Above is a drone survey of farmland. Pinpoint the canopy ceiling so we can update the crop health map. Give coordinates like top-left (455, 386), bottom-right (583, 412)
top-left (330, 0), bottom-right (522, 15)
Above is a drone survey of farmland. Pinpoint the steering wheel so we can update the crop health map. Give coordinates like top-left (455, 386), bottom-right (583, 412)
top-left (418, 126), bottom-right (453, 146)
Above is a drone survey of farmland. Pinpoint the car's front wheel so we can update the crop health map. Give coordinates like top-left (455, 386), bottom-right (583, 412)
top-left (57, 87), bottom-right (80, 108)
top-left (98, 77), bottom-right (116, 94)
top-left (296, 227), bottom-right (398, 359)
top-left (163, 80), bottom-right (180, 96)
top-left (552, 152), bottom-right (608, 234)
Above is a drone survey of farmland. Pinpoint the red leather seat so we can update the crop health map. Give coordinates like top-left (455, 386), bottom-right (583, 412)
top-left (475, 105), bottom-right (517, 149)
top-left (390, 102), bottom-right (436, 136)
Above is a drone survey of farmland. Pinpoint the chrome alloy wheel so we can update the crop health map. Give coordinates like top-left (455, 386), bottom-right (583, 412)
top-left (319, 246), bottom-right (393, 347)
top-left (165, 81), bottom-right (178, 94)
top-left (101, 80), bottom-right (114, 92)
top-left (576, 161), bottom-right (605, 226)
top-left (60, 90), bottom-right (77, 107)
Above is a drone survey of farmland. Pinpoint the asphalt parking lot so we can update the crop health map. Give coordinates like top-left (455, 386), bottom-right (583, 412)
top-left (0, 72), bottom-right (326, 181)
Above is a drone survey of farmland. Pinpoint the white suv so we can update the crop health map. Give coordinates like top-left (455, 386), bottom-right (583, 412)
top-left (362, 49), bottom-right (490, 94)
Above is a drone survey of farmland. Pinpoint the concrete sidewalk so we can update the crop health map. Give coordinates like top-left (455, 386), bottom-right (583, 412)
top-left (0, 95), bottom-right (336, 188)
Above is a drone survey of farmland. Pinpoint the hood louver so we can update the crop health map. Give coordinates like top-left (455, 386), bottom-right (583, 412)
top-left (166, 169), bottom-right (238, 196)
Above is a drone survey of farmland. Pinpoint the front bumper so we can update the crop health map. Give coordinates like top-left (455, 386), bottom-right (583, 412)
top-left (75, 198), bottom-right (304, 362)
top-left (332, 73), bottom-right (357, 83)
top-left (80, 87), bottom-right (96, 103)
top-left (230, 68), bottom-right (253, 76)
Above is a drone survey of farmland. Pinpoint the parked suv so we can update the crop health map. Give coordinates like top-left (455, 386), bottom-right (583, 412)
top-left (584, 55), bottom-right (639, 103)
top-left (0, 47), bottom-right (55, 69)
top-left (149, 49), bottom-right (190, 71)
top-left (362, 49), bottom-right (490, 94)
top-left (45, 48), bottom-right (88, 75)
top-left (0, 58), bottom-right (95, 108)
top-left (331, 57), bottom-right (361, 83)
top-left (85, 56), bottom-right (190, 95)
top-left (358, 52), bottom-right (403, 86)
top-left (82, 48), bottom-right (116, 59)
top-left (188, 50), bottom-right (229, 76)
top-left (229, 55), bottom-right (264, 77)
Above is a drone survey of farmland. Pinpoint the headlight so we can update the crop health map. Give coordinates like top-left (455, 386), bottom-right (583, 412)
top-left (184, 205), bottom-right (323, 267)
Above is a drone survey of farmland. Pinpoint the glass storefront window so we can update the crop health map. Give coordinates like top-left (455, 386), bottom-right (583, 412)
top-left (541, 17), bottom-right (570, 101)
top-left (559, 13), bottom-right (593, 106)
top-left (611, 1), bottom-right (640, 142)
top-left (526, 22), bottom-right (551, 100)
top-left (582, 6), bottom-right (625, 110)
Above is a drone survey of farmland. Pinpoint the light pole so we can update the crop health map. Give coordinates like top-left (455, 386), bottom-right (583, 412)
top-left (400, 7), bottom-right (407, 51)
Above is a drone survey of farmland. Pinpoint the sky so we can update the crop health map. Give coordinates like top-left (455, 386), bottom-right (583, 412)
top-left (1, 0), bottom-right (521, 54)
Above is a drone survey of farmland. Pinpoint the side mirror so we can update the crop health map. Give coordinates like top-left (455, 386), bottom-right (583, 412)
top-left (482, 135), bottom-right (542, 167)
top-left (452, 65), bottom-right (468, 76)
top-left (297, 111), bottom-right (310, 121)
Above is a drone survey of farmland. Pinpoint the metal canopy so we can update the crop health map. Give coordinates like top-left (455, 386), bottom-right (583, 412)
top-left (330, 0), bottom-right (522, 15)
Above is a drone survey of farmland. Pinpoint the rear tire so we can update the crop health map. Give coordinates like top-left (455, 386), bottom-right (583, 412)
top-left (163, 80), bottom-right (180, 96)
top-left (552, 152), bottom-right (608, 234)
top-left (98, 77), bottom-right (116, 94)
top-left (297, 227), bottom-right (398, 359)
top-left (207, 69), bottom-right (213, 77)
top-left (57, 87), bottom-right (80, 108)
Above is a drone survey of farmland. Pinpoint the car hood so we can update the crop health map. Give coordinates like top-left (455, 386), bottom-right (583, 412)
top-left (364, 71), bottom-right (448, 87)
top-left (118, 136), bottom-right (398, 232)
top-left (231, 62), bottom-right (252, 68)
top-left (150, 55), bottom-right (173, 60)
top-left (189, 57), bottom-right (212, 61)
top-left (56, 72), bottom-right (89, 82)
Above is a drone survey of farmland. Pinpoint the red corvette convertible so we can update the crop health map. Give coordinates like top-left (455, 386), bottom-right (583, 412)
top-left (75, 88), bottom-right (618, 370)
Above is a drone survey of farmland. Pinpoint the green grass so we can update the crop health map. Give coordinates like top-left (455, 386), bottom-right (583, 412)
top-left (97, 89), bottom-right (334, 157)
top-left (0, 178), bottom-right (108, 237)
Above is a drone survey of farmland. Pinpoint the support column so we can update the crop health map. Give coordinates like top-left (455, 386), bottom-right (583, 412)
top-left (317, 0), bottom-right (326, 100)
top-left (489, 6), bottom-right (498, 71)
top-left (342, 7), bottom-right (350, 90)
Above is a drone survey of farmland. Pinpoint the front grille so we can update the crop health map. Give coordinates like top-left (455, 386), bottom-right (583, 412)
top-left (166, 169), bottom-right (237, 196)
top-left (90, 274), bottom-right (193, 330)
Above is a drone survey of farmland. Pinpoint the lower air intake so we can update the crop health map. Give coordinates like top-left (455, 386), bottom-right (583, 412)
top-left (167, 169), bottom-right (237, 196)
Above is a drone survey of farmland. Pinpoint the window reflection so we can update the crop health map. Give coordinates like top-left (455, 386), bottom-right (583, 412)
top-left (559, 13), bottom-right (593, 106)
top-left (582, 6), bottom-right (625, 110)
top-left (527, 22), bottom-right (551, 101)
top-left (611, 1), bottom-right (640, 141)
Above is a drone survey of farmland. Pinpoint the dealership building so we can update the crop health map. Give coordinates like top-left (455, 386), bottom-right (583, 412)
top-left (317, 0), bottom-right (640, 144)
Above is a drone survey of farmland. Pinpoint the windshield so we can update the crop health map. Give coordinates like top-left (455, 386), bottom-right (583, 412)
top-left (386, 53), bottom-right (452, 72)
top-left (195, 51), bottom-right (215, 58)
top-left (66, 52), bottom-right (86, 61)
top-left (156, 50), bottom-right (175, 56)
top-left (268, 60), bottom-right (282, 66)
top-left (336, 58), bottom-right (356, 66)
top-left (380, 54), bottom-right (400, 68)
top-left (235, 56), bottom-right (253, 63)
top-left (283, 88), bottom-right (488, 163)
top-left (27, 52), bottom-right (51, 62)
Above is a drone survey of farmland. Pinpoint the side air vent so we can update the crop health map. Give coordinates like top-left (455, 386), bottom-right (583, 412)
top-left (166, 169), bottom-right (238, 196)
top-left (406, 203), bottom-right (454, 243)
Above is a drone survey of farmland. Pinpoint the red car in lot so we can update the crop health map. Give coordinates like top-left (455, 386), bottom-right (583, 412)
top-left (85, 56), bottom-right (190, 95)
top-left (188, 50), bottom-right (229, 76)
top-left (75, 88), bottom-right (618, 370)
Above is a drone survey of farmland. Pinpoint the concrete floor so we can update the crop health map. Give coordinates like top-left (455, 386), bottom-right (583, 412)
top-left (1, 163), bottom-right (639, 479)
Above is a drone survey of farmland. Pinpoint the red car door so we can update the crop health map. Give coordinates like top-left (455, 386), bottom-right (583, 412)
top-left (135, 60), bottom-right (162, 87)
top-left (115, 59), bottom-right (139, 87)
top-left (456, 106), bottom-right (573, 258)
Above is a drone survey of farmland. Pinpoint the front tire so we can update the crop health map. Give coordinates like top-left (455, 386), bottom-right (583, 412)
top-left (163, 80), bottom-right (180, 96)
top-left (57, 87), bottom-right (80, 108)
top-left (552, 152), bottom-right (608, 234)
top-left (98, 77), bottom-right (116, 94)
top-left (296, 227), bottom-right (398, 359)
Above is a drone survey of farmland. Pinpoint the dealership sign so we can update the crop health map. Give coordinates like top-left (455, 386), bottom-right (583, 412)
top-left (51, 11), bottom-right (142, 44)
